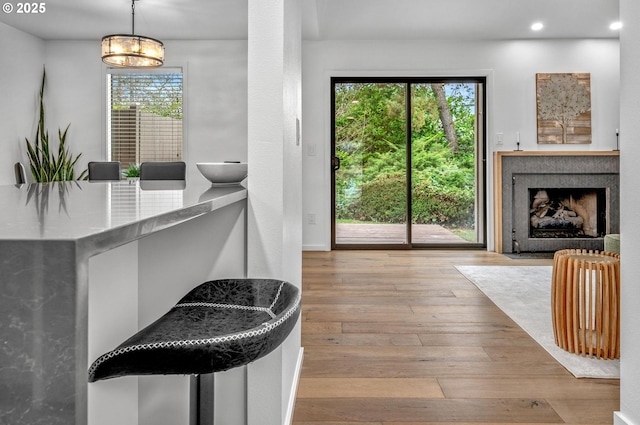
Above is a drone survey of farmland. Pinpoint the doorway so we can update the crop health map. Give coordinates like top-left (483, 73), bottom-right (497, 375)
top-left (331, 77), bottom-right (486, 249)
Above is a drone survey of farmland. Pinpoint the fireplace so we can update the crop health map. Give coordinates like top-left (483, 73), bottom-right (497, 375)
top-left (495, 152), bottom-right (619, 254)
top-left (529, 188), bottom-right (606, 239)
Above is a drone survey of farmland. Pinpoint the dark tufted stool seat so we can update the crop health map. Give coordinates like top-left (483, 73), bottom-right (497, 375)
top-left (88, 278), bottom-right (301, 382)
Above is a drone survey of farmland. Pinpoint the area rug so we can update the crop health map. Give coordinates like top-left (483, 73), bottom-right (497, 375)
top-left (455, 265), bottom-right (620, 379)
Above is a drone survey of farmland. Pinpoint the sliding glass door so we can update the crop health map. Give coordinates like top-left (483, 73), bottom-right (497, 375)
top-left (332, 82), bottom-right (408, 245)
top-left (332, 77), bottom-right (486, 249)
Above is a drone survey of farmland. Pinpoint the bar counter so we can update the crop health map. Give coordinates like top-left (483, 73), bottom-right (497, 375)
top-left (0, 180), bottom-right (248, 425)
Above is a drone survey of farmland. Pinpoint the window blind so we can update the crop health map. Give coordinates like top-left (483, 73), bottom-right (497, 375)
top-left (107, 68), bottom-right (183, 167)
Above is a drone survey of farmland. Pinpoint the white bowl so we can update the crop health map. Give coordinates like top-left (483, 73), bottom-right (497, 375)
top-left (196, 162), bottom-right (247, 186)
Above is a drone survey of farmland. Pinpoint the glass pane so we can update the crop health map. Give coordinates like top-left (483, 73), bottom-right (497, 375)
top-left (410, 83), bottom-right (479, 244)
top-left (108, 72), bottom-right (183, 167)
top-left (334, 82), bottom-right (408, 245)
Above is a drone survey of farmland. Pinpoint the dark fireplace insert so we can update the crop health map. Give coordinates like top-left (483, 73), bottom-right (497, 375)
top-left (529, 188), bottom-right (607, 239)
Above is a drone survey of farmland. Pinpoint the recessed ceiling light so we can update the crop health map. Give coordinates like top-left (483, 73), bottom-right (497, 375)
top-left (610, 21), bottom-right (623, 30)
top-left (531, 22), bottom-right (544, 31)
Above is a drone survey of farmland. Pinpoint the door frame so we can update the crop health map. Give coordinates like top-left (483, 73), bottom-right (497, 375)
top-left (331, 76), bottom-right (487, 250)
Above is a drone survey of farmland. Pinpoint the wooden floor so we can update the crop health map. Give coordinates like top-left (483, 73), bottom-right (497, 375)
top-left (292, 250), bottom-right (620, 425)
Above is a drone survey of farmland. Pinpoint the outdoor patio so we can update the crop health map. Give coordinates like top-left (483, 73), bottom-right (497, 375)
top-left (335, 223), bottom-right (471, 245)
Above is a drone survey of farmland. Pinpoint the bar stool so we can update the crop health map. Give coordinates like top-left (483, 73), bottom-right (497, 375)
top-left (88, 161), bottom-right (121, 181)
top-left (139, 161), bottom-right (186, 181)
top-left (14, 162), bottom-right (27, 185)
top-left (88, 278), bottom-right (301, 423)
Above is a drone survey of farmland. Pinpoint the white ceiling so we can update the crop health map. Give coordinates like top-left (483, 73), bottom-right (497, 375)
top-left (0, 0), bottom-right (620, 41)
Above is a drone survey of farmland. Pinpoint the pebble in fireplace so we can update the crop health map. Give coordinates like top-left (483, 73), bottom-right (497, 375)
top-left (529, 188), bottom-right (606, 239)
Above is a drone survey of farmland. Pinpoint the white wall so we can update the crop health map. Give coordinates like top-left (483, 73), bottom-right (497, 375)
top-left (247, 0), bottom-right (303, 423)
top-left (0, 22), bottom-right (45, 185)
top-left (168, 40), bottom-right (248, 173)
top-left (43, 41), bottom-right (105, 173)
top-left (617, 2), bottom-right (640, 424)
top-left (0, 35), bottom-right (248, 186)
top-left (301, 38), bottom-right (620, 251)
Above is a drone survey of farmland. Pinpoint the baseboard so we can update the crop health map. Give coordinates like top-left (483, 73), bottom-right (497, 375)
top-left (284, 347), bottom-right (304, 425)
top-left (302, 244), bottom-right (329, 251)
top-left (615, 412), bottom-right (636, 425)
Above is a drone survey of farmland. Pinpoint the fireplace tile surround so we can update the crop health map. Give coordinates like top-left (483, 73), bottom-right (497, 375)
top-left (494, 151), bottom-right (620, 253)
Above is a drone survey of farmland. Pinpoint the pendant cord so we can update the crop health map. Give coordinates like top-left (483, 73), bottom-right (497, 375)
top-left (131, 0), bottom-right (136, 35)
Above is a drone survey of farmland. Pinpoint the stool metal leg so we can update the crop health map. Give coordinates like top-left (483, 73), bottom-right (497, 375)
top-left (190, 374), bottom-right (215, 425)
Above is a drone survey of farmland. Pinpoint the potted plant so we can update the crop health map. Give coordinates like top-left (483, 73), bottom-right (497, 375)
top-left (122, 163), bottom-right (140, 181)
top-left (25, 68), bottom-right (87, 182)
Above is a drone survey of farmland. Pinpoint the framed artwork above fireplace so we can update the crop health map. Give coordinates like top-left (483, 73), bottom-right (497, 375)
top-left (536, 73), bottom-right (592, 144)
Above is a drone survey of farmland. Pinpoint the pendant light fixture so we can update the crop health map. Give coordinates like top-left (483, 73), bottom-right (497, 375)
top-left (101, 0), bottom-right (164, 68)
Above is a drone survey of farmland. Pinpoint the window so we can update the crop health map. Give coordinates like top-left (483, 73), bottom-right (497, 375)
top-left (107, 68), bottom-right (183, 166)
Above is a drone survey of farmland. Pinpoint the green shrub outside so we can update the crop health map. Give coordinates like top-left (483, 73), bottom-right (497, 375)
top-left (352, 174), bottom-right (407, 223)
top-left (344, 172), bottom-right (474, 226)
top-left (412, 178), bottom-right (474, 226)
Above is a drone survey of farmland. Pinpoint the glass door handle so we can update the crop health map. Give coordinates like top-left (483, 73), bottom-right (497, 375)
top-left (331, 156), bottom-right (341, 171)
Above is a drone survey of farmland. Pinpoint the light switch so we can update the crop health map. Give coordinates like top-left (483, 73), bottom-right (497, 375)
top-left (496, 132), bottom-right (504, 146)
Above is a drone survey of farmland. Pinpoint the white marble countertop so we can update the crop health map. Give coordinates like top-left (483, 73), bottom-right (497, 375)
top-left (0, 180), bottom-right (247, 243)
